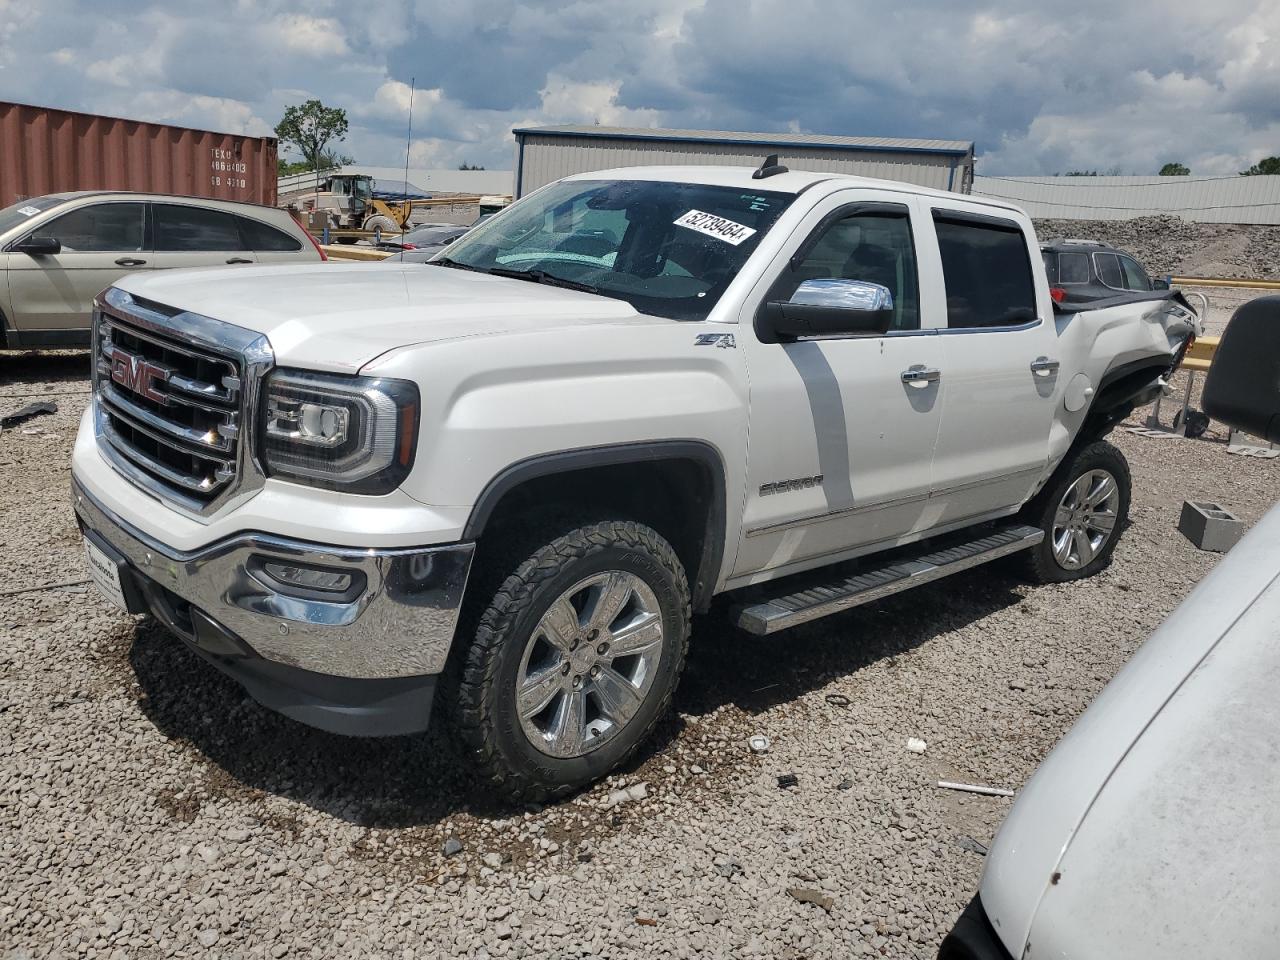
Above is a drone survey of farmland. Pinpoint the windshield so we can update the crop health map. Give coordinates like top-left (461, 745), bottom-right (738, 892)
top-left (405, 224), bottom-right (466, 245)
top-left (0, 196), bottom-right (70, 237)
top-left (438, 179), bottom-right (794, 320)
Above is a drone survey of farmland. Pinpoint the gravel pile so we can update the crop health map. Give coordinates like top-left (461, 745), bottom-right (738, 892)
top-left (1034, 215), bottom-right (1280, 280)
top-left (3, 351), bottom-right (1277, 959)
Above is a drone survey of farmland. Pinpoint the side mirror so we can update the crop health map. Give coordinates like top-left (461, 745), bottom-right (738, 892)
top-left (760, 279), bottom-right (894, 340)
top-left (14, 236), bottom-right (60, 256)
top-left (1152, 277), bottom-right (1171, 290)
top-left (1203, 296), bottom-right (1280, 443)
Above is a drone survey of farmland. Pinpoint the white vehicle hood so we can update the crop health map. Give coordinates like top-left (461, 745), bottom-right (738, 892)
top-left (113, 262), bottom-right (645, 372)
top-left (980, 503), bottom-right (1280, 958)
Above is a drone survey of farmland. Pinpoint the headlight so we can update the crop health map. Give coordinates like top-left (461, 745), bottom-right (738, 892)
top-left (261, 369), bottom-right (418, 494)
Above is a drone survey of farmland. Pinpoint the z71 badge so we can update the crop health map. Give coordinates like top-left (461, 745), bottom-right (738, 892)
top-left (694, 333), bottom-right (736, 349)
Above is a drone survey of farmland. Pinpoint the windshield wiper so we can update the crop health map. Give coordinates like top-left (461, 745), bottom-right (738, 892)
top-left (487, 267), bottom-right (599, 295)
top-left (428, 256), bottom-right (486, 273)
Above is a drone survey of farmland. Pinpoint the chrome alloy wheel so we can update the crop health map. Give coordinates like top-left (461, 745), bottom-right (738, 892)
top-left (1052, 468), bottom-right (1120, 570)
top-left (515, 571), bottom-right (665, 758)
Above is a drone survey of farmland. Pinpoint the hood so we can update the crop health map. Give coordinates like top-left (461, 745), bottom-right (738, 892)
top-left (980, 500), bottom-right (1280, 958)
top-left (114, 262), bottom-right (644, 372)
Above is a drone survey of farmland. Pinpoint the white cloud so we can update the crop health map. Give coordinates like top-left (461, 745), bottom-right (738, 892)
top-left (538, 76), bottom-right (661, 128)
top-left (266, 14), bottom-right (350, 57)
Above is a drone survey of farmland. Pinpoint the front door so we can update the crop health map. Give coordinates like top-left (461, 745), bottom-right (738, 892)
top-left (4, 201), bottom-right (148, 337)
top-left (916, 204), bottom-right (1058, 524)
top-left (733, 192), bottom-right (946, 582)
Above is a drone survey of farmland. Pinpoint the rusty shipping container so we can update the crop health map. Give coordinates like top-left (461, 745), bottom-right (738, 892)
top-left (0, 100), bottom-right (278, 209)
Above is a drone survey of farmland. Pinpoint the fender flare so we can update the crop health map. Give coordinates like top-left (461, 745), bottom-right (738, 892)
top-left (463, 440), bottom-right (728, 611)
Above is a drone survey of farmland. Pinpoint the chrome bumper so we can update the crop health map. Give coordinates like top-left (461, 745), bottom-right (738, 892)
top-left (72, 480), bottom-right (473, 680)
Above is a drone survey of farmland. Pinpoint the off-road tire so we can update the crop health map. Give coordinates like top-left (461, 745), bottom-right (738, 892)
top-left (1019, 439), bottom-right (1131, 584)
top-left (364, 215), bottom-right (398, 235)
top-left (452, 520), bottom-right (690, 803)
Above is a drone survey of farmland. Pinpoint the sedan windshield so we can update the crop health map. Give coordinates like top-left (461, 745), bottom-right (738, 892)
top-left (0, 195), bottom-right (69, 237)
top-left (437, 179), bottom-right (794, 320)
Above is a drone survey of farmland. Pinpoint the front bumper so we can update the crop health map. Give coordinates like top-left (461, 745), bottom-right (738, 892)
top-left (73, 478), bottom-right (474, 735)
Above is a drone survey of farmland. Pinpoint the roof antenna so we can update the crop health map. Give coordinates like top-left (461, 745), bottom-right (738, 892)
top-left (752, 154), bottom-right (789, 179)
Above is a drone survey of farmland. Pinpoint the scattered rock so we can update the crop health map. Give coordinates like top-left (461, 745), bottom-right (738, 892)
top-left (443, 838), bottom-right (464, 857)
top-left (787, 887), bottom-right (834, 912)
top-left (196, 929), bottom-right (219, 948)
top-left (906, 737), bottom-right (927, 754)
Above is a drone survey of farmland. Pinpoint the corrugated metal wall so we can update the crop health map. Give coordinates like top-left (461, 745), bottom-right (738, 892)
top-left (516, 134), bottom-right (970, 196)
top-left (973, 175), bottom-right (1280, 224)
top-left (0, 101), bottom-right (278, 209)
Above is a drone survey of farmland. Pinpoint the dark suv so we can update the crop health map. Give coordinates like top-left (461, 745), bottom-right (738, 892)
top-left (1040, 240), bottom-right (1169, 305)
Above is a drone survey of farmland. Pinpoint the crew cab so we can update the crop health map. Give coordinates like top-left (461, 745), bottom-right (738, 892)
top-left (71, 162), bottom-right (1198, 800)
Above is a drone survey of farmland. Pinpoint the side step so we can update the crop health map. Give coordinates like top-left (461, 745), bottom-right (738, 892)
top-left (732, 524), bottom-right (1043, 635)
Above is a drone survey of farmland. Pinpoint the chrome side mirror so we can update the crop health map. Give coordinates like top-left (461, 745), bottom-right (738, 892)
top-left (758, 278), bottom-right (895, 342)
top-left (790, 278), bottom-right (893, 312)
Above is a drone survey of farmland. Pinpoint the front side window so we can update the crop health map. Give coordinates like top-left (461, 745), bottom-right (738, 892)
top-left (933, 212), bottom-right (1037, 328)
top-left (1094, 252), bottom-right (1123, 289)
top-left (439, 179), bottom-right (794, 321)
top-left (36, 202), bottom-right (145, 252)
top-left (774, 209), bottom-right (920, 331)
top-left (153, 203), bottom-right (246, 252)
top-left (1118, 254), bottom-right (1151, 291)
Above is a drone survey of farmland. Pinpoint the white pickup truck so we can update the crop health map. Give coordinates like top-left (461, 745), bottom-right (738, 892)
top-left (72, 161), bottom-right (1198, 799)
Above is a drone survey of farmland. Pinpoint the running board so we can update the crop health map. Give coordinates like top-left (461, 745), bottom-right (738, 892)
top-left (732, 524), bottom-right (1043, 635)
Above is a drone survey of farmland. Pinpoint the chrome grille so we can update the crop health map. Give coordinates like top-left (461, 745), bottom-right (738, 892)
top-left (92, 287), bottom-right (272, 518)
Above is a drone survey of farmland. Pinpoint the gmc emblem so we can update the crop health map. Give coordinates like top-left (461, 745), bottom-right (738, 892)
top-left (109, 347), bottom-right (170, 404)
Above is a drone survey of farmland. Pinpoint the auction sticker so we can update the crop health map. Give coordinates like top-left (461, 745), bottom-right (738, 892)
top-left (17, 206), bottom-right (40, 217)
top-left (674, 209), bottom-right (757, 246)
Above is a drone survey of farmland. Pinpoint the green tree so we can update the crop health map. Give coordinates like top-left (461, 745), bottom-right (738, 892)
top-left (274, 100), bottom-right (349, 173)
top-left (457, 162), bottom-right (487, 170)
top-left (1159, 162), bottom-right (1190, 176)
top-left (1239, 156), bottom-right (1280, 176)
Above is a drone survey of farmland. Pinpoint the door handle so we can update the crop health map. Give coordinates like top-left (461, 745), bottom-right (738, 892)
top-left (901, 366), bottom-right (941, 387)
top-left (114, 257), bottom-right (146, 267)
top-left (226, 257), bottom-right (254, 265)
top-left (1031, 356), bottom-right (1060, 377)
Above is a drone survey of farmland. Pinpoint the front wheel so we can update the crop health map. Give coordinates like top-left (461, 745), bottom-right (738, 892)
top-left (1019, 439), bottom-right (1131, 583)
top-left (452, 521), bottom-right (690, 802)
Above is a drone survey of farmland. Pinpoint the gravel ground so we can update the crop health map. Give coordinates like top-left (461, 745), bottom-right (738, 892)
top-left (2, 340), bottom-right (1277, 960)
top-left (1034, 215), bottom-right (1280, 280)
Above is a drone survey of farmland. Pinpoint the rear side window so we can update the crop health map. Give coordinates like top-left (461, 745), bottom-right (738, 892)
top-left (238, 216), bottom-right (302, 252)
top-left (1094, 252), bottom-right (1123, 289)
top-left (1058, 252), bottom-right (1090, 284)
top-left (933, 211), bottom-right (1037, 329)
top-left (153, 203), bottom-right (247, 252)
top-left (1118, 255), bottom-right (1150, 291)
top-left (38, 202), bottom-right (145, 252)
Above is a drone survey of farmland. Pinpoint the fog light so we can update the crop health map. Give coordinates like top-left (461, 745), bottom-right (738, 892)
top-left (261, 561), bottom-right (352, 593)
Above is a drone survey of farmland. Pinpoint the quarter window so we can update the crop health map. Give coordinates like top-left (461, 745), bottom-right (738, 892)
top-left (37, 203), bottom-right (145, 252)
top-left (153, 203), bottom-right (247, 252)
top-left (933, 212), bottom-right (1037, 329)
top-left (777, 209), bottom-right (920, 331)
top-left (1058, 252), bottom-right (1090, 284)
top-left (237, 216), bottom-right (302, 252)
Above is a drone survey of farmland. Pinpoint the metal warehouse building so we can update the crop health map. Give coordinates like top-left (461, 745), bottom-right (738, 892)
top-left (512, 125), bottom-right (975, 197)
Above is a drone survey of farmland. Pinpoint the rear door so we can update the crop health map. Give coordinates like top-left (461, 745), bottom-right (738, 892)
top-left (4, 201), bottom-right (148, 337)
top-left (918, 204), bottom-right (1059, 523)
top-left (149, 202), bottom-right (259, 271)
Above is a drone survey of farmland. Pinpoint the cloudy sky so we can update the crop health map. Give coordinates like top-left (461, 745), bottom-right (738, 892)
top-left (2, 0), bottom-right (1278, 176)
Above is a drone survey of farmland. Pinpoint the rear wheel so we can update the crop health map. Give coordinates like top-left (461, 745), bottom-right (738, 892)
top-left (452, 521), bottom-right (690, 802)
top-left (363, 214), bottom-right (399, 235)
top-left (1020, 440), bottom-right (1130, 583)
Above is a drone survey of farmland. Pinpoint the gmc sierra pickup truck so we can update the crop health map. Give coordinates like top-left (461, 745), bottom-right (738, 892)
top-left (72, 161), bottom-right (1198, 800)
